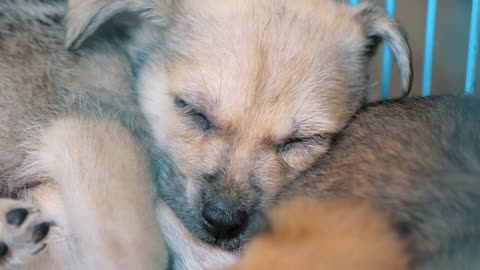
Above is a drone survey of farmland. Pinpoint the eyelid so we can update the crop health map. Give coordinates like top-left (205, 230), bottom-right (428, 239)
top-left (276, 133), bottom-right (331, 153)
top-left (175, 97), bottom-right (209, 117)
top-left (174, 96), bottom-right (215, 131)
top-left (275, 137), bottom-right (303, 152)
top-left (183, 105), bottom-right (210, 123)
top-left (174, 96), bottom-right (188, 108)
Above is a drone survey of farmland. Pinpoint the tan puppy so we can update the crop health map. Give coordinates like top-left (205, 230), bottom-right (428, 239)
top-left (62, 1), bottom-right (412, 268)
top-left (0, 0), bottom-right (412, 269)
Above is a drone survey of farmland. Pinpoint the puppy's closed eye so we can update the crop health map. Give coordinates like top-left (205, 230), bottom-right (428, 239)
top-left (174, 97), bottom-right (188, 108)
top-left (174, 97), bottom-right (215, 132)
top-left (275, 137), bottom-right (308, 153)
top-left (275, 134), bottom-right (330, 154)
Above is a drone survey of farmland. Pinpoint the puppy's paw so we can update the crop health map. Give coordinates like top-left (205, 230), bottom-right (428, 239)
top-left (0, 199), bottom-right (53, 269)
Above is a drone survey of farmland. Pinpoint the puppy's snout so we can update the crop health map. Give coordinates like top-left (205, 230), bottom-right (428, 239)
top-left (202, 199), bottom-right (249, 241)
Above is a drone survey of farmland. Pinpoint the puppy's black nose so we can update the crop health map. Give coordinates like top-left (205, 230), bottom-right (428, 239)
top-left (202, 199), bottom-right (249, 241)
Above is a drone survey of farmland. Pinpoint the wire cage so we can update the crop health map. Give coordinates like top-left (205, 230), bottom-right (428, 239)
top-left (348, 0), bottom-right (479, 99)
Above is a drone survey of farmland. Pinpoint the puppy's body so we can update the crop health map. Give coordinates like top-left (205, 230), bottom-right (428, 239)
top-left (277, 95), bottom-right (480, 269)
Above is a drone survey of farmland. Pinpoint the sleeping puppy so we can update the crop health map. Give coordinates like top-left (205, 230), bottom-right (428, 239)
top-left (64, 0), bottom-right (413, 268)
top-left (232, 95), bottom-right (480, 270)
top-left (0, 0), bottom-right (414, 269)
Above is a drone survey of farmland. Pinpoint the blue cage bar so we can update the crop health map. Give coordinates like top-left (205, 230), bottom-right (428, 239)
top-left (466, 0), bottom-right (479, 95)
top-left (348, 0), bottom-right (478, 96)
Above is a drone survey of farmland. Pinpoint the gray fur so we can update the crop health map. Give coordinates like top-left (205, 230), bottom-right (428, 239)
top-left (0, 0), bottom-right (147, 192)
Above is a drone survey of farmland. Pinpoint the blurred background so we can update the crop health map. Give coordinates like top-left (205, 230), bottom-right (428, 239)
top-left (367, 0), bottom-right (478, 100)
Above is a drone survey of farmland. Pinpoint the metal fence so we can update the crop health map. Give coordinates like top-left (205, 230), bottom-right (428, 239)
top-left (349, 0), bottom-right (479, 97)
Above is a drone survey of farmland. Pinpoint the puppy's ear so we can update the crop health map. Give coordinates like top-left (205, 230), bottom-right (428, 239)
top-left (65, 0), bottom-right (172, 51)
top-left (354, 3), bottom-right (413, 97)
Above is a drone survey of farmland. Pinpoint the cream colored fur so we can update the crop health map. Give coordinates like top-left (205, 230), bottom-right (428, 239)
top-left (4, 117), bottom-right (167, 269)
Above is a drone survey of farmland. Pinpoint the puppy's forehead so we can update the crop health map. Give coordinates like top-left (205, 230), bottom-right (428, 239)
top-left (169, 0), bottom-right (364, 137)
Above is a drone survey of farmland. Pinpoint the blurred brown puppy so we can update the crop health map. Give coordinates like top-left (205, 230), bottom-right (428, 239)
top-left (229, 197), bottom-right (408, 270)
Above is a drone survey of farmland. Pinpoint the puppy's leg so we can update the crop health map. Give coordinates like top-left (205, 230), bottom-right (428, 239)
top-left (0, 199), bottom-right (52, 269)
top-left (35, 116), bottom-right (167, 270)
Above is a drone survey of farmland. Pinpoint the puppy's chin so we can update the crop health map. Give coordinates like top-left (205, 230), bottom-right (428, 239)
top-left (155, 202), bottom-right (239, 270)
top-left (192, 209), bottom-right (269, 252)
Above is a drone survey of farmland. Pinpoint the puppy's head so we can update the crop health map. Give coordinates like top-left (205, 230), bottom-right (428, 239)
top-left (67, 0), bottom-right (412, 252)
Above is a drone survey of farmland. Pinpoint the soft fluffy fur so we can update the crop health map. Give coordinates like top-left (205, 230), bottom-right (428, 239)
top-left (0, 0), bottom-right (166, 268)
top-left (229, 197), bottom-right (409, 270)
top-left (2, 116), bottom-right (167, 270)
top-left (3, 0), bottom-right (479, 269)
top-left (0, 0), bottom-right (415, 269)
top-left (1, 0), bottom-right (479, 269)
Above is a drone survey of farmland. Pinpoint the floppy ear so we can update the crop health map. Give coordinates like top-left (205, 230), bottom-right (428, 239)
top-left (354, 3), bottom-right (413, 97)
top-left (65, 0), bottom-right (172, 51)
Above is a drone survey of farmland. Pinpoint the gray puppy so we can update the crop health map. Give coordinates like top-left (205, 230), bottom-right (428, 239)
top-left (278, 95), bottom-right (480, 270)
